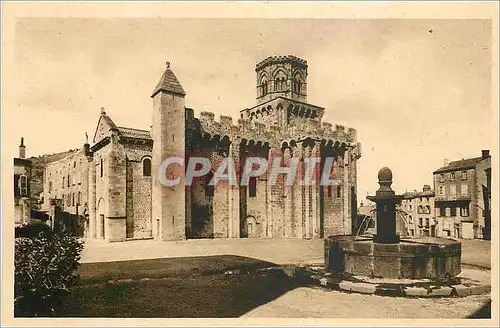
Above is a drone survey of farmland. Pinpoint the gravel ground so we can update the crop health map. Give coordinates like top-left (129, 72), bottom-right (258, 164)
top-left (242, 288), bottom-right (491, 318)
top-left (76, 238), bottom-right (492, 319)
top-left (81, 237), bottom-right (491, 268)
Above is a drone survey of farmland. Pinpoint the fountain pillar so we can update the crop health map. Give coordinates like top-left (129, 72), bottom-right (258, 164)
top-left (367, 167), bottom-right (402, 244)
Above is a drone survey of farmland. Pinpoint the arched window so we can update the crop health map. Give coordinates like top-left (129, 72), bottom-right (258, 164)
top-left (261, 80), bottom-right (268, 96)
top-left (143, 158), bottom-right (152, 176)
top-left (260, 75), bottom-right (268, 97)
top-left (293, 73), bottom-right (302, 94)
top-left (274, 70), bottom-right (287, 92)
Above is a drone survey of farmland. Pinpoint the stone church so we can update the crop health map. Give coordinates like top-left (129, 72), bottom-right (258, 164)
top-left (43, 55), bottom-right (362, 242)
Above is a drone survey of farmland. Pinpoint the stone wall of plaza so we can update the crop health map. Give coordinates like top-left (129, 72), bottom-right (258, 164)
top-left (41, 55), bottom-right (362, 242)
top-left (433, 151), bottom-right (491, 239)
top-left (400, 185), bottom-right (436, 238)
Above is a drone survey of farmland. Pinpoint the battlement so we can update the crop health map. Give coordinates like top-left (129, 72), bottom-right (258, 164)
top-left (193, 109), bottom-right (280, 143)
top-left (185, 107), bottom-right (195, 120)
top-left (288, 119), bottom-right (357, 144)
top-left (192, 108), bottom-right (357, 147)
top-left (322, 122), bottom-right (333, 133)
top-left (256, 55), bottom-right (308, 70)
top-left (347, 128), bottom-right (357, 142)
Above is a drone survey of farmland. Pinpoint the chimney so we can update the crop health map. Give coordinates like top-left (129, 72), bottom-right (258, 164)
top-left (443, 158), bottom-right (450, 166)
top-left (423, 185), bottom-right (431, 192)
top-left (19, 137), bottom-right (26, 159)
top-left (84, 132), bottom-right (91, 156)
top-left (84, 143), bottom-right (91, 156)
top-left (482, 149), bottom-right (490, 159)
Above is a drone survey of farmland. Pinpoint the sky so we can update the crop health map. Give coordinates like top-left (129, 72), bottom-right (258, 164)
top-left (8, 18), bottom-right (494, 199)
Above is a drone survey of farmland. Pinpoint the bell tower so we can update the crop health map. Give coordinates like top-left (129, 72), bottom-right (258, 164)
top-left (255, 55), bottom-right (308, 104)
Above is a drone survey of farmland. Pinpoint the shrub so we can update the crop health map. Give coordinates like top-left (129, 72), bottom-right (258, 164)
top-left (14, 229), bottom-right (84, 317)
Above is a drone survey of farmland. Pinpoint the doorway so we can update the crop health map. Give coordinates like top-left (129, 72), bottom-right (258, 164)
top-left (100, 214), bottom-right (105, 239)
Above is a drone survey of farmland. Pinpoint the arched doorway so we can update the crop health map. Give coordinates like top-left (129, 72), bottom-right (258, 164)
top-left (246, 216), bottom-right (259, 238)
top-left (97, 198), bottom-right (105, 240)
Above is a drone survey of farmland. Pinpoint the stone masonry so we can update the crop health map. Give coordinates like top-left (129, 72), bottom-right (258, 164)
top-left (43, 55), bottom-right (362, 242)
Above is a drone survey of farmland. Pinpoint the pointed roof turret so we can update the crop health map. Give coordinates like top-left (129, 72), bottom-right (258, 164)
top-left (151, 61), bottom-right (186, 98)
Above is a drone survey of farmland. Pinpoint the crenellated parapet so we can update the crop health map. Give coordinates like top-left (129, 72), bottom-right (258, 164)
top-left (286, 119), bottom-right (357, 145)
top-left (255, 55), bottom-right (308, 70)
top-left (189, 105), bottom-right (359, 159)
top-left (235, 118), bottom-right (276, 143)
top-left (191, 110), bottom-right (278, 146)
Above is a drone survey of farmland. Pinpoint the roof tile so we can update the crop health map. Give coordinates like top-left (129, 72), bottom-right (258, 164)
top-left (151, 64), bottom-right (186, 97)
top-left (434, 156), bottom-right (484, 174)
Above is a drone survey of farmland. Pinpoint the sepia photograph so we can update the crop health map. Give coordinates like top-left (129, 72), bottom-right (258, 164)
top-left (1, 1), bottom-right (498, 326)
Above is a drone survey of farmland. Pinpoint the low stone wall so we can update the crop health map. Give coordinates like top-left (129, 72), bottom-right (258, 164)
top-left (325, 235), bottom-right (461, 279)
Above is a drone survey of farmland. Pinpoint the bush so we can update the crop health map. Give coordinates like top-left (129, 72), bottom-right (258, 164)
top-left (14, 229), bottom-right (84, 317)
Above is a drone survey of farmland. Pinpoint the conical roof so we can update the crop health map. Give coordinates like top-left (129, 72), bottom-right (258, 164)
top-left (151, 62), bottom-right (186, 97)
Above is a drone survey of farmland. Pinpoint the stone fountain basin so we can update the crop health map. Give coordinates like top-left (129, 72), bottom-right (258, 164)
top-left (325, 235), bottom-right (461, 279)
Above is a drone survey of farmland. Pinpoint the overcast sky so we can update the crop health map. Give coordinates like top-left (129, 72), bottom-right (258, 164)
top-left (9, 18), bottom-right (493, 198)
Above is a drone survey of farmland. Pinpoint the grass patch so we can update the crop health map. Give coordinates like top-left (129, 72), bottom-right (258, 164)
top-left (78, 255), bottom-right (276, 285)
top-left (60, 268), bottom-right (297, 317)
top-left (52, 255), bottom-right (298, 317)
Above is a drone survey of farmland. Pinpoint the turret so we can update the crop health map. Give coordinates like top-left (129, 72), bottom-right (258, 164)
top-left (255, 55), bottom-right (308, 104)
top-left (151, 61), bottom-right (187, 241)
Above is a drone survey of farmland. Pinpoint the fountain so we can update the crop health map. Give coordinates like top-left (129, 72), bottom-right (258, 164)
top-left (325, 167), bottom-right (462, 279)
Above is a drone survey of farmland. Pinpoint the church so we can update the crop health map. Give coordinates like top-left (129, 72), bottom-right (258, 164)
top-left (42, 55), bottom-right (362, 242)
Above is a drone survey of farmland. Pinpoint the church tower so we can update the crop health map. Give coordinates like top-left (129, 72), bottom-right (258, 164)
top-left (255, 55), bottom-right (308, 104)
top-left (151, 62), bottom-right (186, 241)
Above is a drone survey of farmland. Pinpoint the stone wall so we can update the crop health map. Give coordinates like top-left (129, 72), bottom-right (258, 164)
top-left (43, 149), bottom-right (90, 216)
top-left (475, 156), bottom-right (491, 238)
top-left (124, 142), bottom-right (153, 239)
